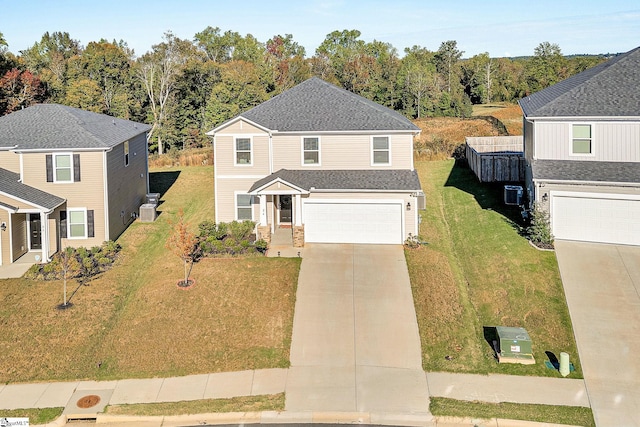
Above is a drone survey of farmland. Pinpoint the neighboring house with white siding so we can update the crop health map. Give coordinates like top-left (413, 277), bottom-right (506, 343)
top-left (207, 77), bottom-right (423, 246)
top-left (0, 104), bottom-right (151, 265)
top-left (519, 46), bottom-right (640, 245)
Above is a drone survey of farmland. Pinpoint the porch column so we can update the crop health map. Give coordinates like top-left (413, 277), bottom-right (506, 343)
top-left (259, 195), bottom-right (268, 226)
top-left (40, 211), bottom-right (50, 262)
top-left (294, 194), bottom-right (302, 226)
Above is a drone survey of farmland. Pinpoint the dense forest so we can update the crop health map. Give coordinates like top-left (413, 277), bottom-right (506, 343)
top-left (0, 28), bottom-right (609, 153)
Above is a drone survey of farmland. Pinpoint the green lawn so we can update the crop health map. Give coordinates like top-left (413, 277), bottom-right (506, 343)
top-left (407, 160), bottom-right (581, 377)
top-left (0, 166), bottom-right (300, 383)
top-left (430, 398), bottom-right (595, 427)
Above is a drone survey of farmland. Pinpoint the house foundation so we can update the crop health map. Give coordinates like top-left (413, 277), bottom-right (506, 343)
top-left (293, 226), bottom-right (304, 248)
top-left (257, 225), bottom-right (271, 244)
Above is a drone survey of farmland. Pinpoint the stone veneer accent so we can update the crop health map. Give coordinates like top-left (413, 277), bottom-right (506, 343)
top-left (257, 225), bottom-right (271, 244)
top-left (293, 226), bottom-right (304, 248)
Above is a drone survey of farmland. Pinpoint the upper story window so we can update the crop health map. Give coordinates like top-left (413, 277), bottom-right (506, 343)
top-left (46, 153), bottom-right (80, 183)
top-left (124, 141), bottom-right (130, 167)
top-left (235, 137), bottom-right (252, 165)
top-left (372, 136), bottom-right (390, 165)
top-left (571, 124), bottom-right (592, 155)
top-left (55, 154), bottom-right (72, 182)
top-left (302, 137), bottom-right (320, 165)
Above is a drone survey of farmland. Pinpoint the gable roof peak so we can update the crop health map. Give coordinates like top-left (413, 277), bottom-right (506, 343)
top-left (235, 77), bottom-right (419, 133)
top-left (519, 46), bottom-right (640, 118)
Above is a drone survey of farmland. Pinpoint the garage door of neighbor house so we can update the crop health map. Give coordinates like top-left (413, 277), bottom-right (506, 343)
top-left (304, 200), bottom-right (403, 244)
top-left (552, 192), bottom-right (640, 245)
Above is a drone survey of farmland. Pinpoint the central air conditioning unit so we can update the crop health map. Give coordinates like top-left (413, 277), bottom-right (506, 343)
top-left (139, 203), bottom-right (157, 222)
top-left (504, 185), bottom-right (523, 206)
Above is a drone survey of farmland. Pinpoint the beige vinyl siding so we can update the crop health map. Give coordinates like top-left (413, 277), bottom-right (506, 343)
top-left (534, 121), bottom-right (640, 161)
top-left (261, 182), bottom-right (299, 192)
top-left (11, 213), bottom-right (27, 262)
top-left (272, 133), bottom-right (413, 170)
top-left (214, 134), bottom-right (270, 176)
top-left (21, 151), bottom-right (106, 247)
top-left (0, 210), bottom-right (8, 265)
top-left (0, 151), bottom-right (19, 173)
top-left (106, 134), bottom-right (148, 240)
top-left (48, 206), bottom-right (62, 258)
top-left (221, 120), bottom-right (266, 134)
top-left (304, 192), bottom-right (417, 239)
top-left (215, 178), bottom-right (260, 223)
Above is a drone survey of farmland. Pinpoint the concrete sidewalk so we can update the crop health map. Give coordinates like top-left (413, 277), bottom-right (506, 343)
top-left (0, 370), bottom-right (588, 426)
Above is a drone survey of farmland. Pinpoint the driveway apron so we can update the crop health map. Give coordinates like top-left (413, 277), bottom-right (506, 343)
top-left (555, 241), bottom-right (640, 427)
top-left (285, 244), bottom-right (429, 415)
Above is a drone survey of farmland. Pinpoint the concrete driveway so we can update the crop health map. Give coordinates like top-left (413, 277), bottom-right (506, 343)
top-left (555, 241), bottom-right (640, 427)
top-left (285, 244), bottom-right (430, 419)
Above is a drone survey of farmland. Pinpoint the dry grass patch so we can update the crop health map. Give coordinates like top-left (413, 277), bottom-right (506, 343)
top-left (413, 117), bottom-right (499, 160)
top-left (0, 408), bottom-right (63, 424)
top-left (0, 166), bottom-right (300, 383)
top-left (106, 393), bottom-right (285, 416)
top-left (472, 103), bottom-right (523, 136)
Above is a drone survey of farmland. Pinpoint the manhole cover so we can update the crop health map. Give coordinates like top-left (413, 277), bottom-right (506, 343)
top-left (76, 395), bottom-right (101, 408)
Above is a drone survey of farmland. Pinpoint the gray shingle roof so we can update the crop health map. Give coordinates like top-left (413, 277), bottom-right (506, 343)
top-left (519, 47), bottom-right (640, 118)
top-left (532, 160), bottom-right (640, 184)
top-left (239, 77), bottom-right (420, 132)
top-left (0, 104), bottom-right (151, 150)
top-left (249, 169), bottom-right (422, 193)
top-left (0, 168), bottom-right (65, 210)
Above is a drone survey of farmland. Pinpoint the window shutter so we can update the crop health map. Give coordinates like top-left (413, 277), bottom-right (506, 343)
top-left (60, 210), bottom-right (67, 238)
top-left (73, 154), bottom-right (81, 182)
top-left (46, 155), bottom-right (53, 182)
top-left (87, 210), bottom-right (94, 238)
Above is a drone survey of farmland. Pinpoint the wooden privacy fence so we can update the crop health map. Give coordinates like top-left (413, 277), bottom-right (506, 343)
top-left (465, 136), bottom-right (525, 183)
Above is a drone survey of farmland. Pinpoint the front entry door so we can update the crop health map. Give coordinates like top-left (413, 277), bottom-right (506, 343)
top-left (29, 214), bottom-right (42, 250)
top-left (280, 195), bottom-right (292, 223)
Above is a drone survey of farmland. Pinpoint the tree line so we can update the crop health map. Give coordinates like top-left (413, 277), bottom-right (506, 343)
top-left (0, 28), bottom-right (608, 153)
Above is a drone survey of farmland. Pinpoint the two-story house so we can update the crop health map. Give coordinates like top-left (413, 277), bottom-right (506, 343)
top-left (207, 77), bottom-right (423, 246)
top-left (519, 46), bottom-right (640, 246)
top-left (0, 104), bottom-right (151, 265)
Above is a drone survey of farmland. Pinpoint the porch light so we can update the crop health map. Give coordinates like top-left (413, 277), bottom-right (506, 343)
top-left (0, 222), bottom-right (6, 231)
top-left (406, 202), bottom-right (411, 211)
top-left (542, 193), bottom-right (548, 202)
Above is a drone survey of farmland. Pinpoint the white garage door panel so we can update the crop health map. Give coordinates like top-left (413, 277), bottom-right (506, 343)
top-left (304, 202), bottom-right (403, 244)
top-left (553, 195), bottom-right (640, 245)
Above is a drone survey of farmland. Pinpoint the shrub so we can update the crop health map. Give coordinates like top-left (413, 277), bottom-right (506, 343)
top-left (227, 220), bottom-right (255, 240)
top-left (527, 203), bottom-right (554, 248)
top-left (196, 220), bottom-right (264, 257)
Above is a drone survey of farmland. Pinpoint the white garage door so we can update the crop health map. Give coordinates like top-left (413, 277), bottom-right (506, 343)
top-left (552, 193), bottom-right (640, 245)
top-left (304, 200), bottom-right (403, 244)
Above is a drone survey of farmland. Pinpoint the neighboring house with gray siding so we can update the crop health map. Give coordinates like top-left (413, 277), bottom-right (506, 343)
top-left (519, 46), bottom-right (640, 245)
top-left (0, 104), bottom-right (151, 265)
top-left (207, 77), bottom-right (423, 245)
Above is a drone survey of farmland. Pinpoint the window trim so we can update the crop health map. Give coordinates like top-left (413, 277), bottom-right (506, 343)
top-left (570, 123), bottom-right (595, 156)
top-left (124, 141), bottom-right (130, 167)
top-left (235, 192), bottom-right (254, 221)
top-left (234, 136), bottom-right (253, 166)
top-left (53, 153), bottom-right (74, 183)
top-left (67, 207), bottom-right (87, 239)
top-left (301, 136), bottom-right (321, 166)
top-left (371, 135), bottom-right (391, 166)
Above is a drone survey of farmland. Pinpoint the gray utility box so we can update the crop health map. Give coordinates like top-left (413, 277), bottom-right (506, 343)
top-left (496, 326), bottom-right (535, 364)
top-left (139, 203), bottom-right (157, 222)
top-left (146, 193), bottom-right (161, 206)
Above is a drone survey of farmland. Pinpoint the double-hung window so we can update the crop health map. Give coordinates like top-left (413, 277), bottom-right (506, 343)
top-left (55, 154), bottom-right (73, 182)
top-left (572, 124), bottom-right (592, 155)
top-left (302, 137), bottom-right (320, 165)
top-left (236, 194), bottom-right (253, 220)
top-left (68, 208), bottom-right (87, 239)
top-left (235, 137), bottom-right (252, 165)
top-left (372, 136), bottom-right (390, 165)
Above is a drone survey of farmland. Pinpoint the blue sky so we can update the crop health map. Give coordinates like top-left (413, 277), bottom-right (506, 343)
top-left (1, 0), bottom-right (638, 58)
